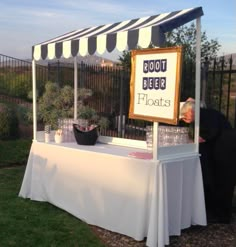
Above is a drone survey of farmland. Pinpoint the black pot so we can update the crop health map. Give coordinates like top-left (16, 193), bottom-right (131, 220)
top-left (73, 124), bottom-right (98, 145)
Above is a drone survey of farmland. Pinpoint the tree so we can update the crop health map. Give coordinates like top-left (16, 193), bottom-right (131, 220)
top-left (117, 24), bottom-right (221, 100)
top-left (118, 23), bottom-right (221, 67)
top-left (36, 81), bottom-right (74, 129)
top-left (165, 22), bottom-right (222, 100)
top-left (118, 50), bottom-right (132, 70)
top-left (165, 22), bottom-right (221, 62)
top-left (118, 44), bottom-right (156, 70)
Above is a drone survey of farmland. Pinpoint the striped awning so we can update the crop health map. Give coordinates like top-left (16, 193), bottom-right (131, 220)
top-left (33, 6), bottom-right (203, 60)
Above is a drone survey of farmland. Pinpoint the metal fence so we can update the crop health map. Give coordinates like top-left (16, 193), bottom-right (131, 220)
top-left (0, 54), bottom-right (48, 101)
top-left (203, 55), bottom-right (236, 127)
top-left (0, 53), bottom-right (235, 140)
top-left (47, 62), bottom-right (140, 139)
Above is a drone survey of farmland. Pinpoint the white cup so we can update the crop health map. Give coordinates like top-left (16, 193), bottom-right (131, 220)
top-left (55, 134), bottom-right (63, 144)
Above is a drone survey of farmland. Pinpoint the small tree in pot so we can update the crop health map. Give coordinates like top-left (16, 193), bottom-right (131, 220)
top-left (35, 81), bottom-right (73, 130)
top-left (73, 88), bottom-right (110, 145)
top-left (32, 81), bottom-right (109, 143)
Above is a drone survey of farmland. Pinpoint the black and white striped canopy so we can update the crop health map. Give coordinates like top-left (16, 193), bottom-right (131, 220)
top-left (33, 6), bottom-right (203, 60)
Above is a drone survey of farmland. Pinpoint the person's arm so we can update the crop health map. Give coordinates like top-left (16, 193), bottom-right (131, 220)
top-left (200, 108), bottom-right (232, 142)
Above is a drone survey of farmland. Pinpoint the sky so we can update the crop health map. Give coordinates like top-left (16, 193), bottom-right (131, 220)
top-left (0, 0), bottom-right (235, 61)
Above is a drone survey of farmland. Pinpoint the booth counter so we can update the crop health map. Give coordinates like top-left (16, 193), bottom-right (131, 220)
top-left (19, 138), bottom-right (206, 247)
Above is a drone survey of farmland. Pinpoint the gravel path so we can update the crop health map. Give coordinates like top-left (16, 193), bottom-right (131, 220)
top-left (90, 195), bottom-right (236, 247)
top-left (90, 213), bottom-right (236, 247)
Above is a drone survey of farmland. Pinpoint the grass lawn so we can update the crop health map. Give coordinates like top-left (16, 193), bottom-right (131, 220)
top-left (0, 140), bottom-right (106, 247)
top-left (0, 139), bottom-right (32, 166)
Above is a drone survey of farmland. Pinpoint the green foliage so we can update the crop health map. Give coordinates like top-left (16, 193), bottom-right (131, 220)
top-left (78, 105), bottom-right (98, 121)
top-left (118, 44), bottom-right (154, 69)
top-left (36, 81), bottom-right (109, 130)
top-left (37, 81), bottom-right (74, 129)
top-left (118, 23), bottom-right (221, 69)
top-left (78, 88), bottom-right (93, 98)
top-left (16, 104), bottom-right (32, 125)
top-left (0, 103), bottom-right (19, 140)
top-left (98, 117), bottom-right (110, 130)
top-left (164, 22), bottom-right (221, 100)
top-left (77, 91), bottom-right (109, 129)
top-left (9, 74), bottom-right (32, 99)
top-left (0, 74), bottom-right (8, 94)
top-left (118, 50), bottom-right (132, 70)
top-left (0, 70), bottom-right (32, 100)
top-left (165, 22), bottom-right (221, 62)
top-left (77, 88), bottom-right (98, 122)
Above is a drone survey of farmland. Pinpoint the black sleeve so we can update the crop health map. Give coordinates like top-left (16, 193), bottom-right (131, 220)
top-left (200, 108), bottom-right (232, 142)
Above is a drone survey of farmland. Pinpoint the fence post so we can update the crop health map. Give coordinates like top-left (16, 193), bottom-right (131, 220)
top-left (218, 56), bottom-right (225, 111)
top-left (226, 55), bottom-right (233, 119)
top-left (118, 70), bottom-right (125, 138)
top-left (234, 97), bottom-right (236, 129)
top-left (80, 61), bottom-right (85, 87)
top-left (201, 56), bottom-right (209, 106)
top-left (47, 63), bottom-right (50, 81)
top-left (56, 60), bottom-right (60, 86)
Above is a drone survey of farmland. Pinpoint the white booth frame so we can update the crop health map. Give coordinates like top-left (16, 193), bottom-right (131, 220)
top-left (31, 14), bottom-right (202, 161)
top-left (21, 9), bottom-right (207, 247)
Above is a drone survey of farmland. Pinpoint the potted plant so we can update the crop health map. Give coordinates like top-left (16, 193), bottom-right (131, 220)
top-left (73, 89), bottom-right (110, 145)
top-left (34, 81), bottom-right (74, 142)
top-left (33, 81), bottom-right (109, 144)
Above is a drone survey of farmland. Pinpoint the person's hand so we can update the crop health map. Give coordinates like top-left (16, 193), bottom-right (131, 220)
top-left (199, 136), bottom-right (205, 143)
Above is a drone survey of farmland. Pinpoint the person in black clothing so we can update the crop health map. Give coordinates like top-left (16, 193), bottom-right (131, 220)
top-left (180, 99), bottom-right (236, 224)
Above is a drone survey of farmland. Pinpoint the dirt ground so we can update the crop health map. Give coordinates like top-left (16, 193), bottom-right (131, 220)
top-left (90, 190), bottom-right (236, 247)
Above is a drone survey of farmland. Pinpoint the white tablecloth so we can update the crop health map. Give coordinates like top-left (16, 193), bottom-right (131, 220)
top-left (19, 141), bottom-right (206, 247)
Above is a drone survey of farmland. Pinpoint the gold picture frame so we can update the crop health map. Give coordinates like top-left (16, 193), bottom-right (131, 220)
top-left (129, 46), bottom-right (183, 125)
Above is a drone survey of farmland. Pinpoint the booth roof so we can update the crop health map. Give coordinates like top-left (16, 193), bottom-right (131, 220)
top-left (33, 6), bottom-right (203, 61)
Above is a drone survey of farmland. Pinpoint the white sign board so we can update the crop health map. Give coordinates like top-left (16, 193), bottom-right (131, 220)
top-left (129, 47), bottom-right (183, 125)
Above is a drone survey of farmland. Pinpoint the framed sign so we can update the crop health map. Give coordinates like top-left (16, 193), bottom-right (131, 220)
top-left (129, 46), bottom-right (183, 125)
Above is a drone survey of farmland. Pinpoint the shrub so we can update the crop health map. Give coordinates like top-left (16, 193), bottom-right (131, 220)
top-left (2, 71), bottom-right (32, 100)
top-left (35, 81), bottom-right (109, 131)
top-left (0, 103), bottom-right (19, 140)
top-left (36, 81), bottom-right (74, 129)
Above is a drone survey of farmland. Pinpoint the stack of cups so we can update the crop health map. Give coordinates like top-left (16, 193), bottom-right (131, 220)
top-left (146, 126), bottom-right (153, 152)
top-left (44, 124), bottom-right (51, 143)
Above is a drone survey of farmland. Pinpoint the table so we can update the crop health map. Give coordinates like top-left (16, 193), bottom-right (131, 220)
top-left (19, 141), bottom-right (206, 247)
